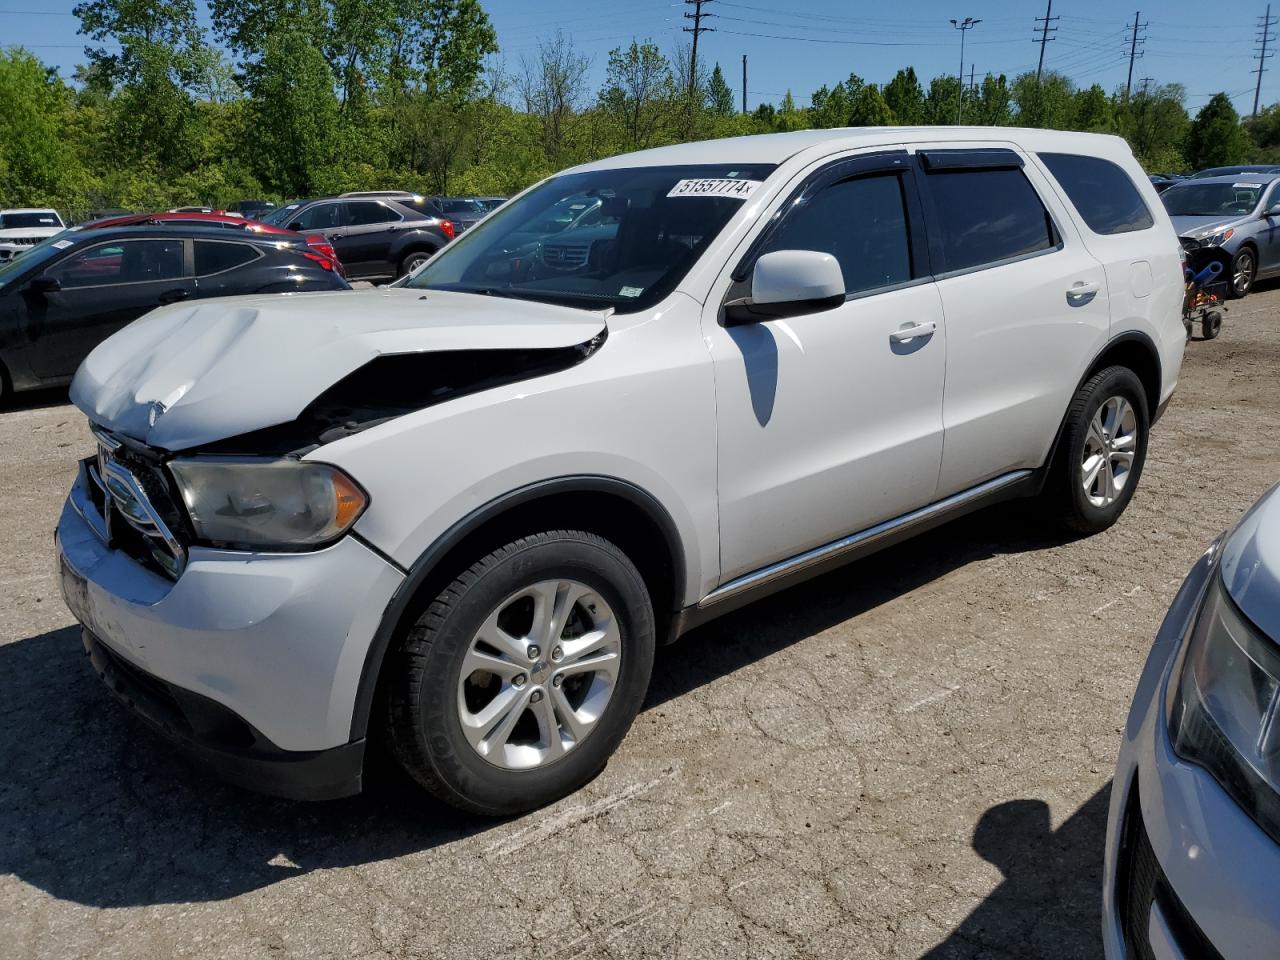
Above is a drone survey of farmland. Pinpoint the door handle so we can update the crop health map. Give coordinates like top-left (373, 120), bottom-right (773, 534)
top-left (157, 288), bottom-right (190, 305)
top-left (889, 320), bottom-right (937, 343)
top-left (329, 233), bottom-right (345, 240)
top-left (1066, 280), bottom-right (1100, 302)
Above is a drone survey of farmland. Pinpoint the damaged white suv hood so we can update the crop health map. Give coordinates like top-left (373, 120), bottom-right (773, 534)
top-left (71, 288), bottom-right (608, 451)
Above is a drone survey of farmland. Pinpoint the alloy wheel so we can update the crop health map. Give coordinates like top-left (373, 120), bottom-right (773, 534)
top-left (1234, 250), bottom-right (1255, 295)
top-left (457, 580), bottom-right (621, 770)
top-left (1081, 396), bottom-right (1139, 508)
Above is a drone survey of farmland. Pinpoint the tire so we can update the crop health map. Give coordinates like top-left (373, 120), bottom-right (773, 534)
top-left (1047, 366), bottom-right (1150, 535)
top-left (398, 249), bottom-right (435, 278)
top-left (1202, 311), bottom-right (1223, 340)
top-left (382, 530), bottom-right (655, 815)
top-left (1229, 247), bottom-right (1256, 299)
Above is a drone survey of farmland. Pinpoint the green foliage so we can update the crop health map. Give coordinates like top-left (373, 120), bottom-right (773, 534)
top-left (1186, 93), bottom-right (1252, 169)
top-left (6, 8), bottom-right (1274, 215)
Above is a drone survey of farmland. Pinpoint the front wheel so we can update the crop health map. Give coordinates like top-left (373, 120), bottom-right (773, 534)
top-left (1046, 366), bottom-right (1150, 535)
top-left (382, 530), bottom-right (655, 815)
top-left (1229, 247), bottom-right (1256, 298)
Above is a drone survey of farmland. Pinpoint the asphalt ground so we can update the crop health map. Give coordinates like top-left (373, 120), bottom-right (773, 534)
top-left (2, 286), bottom-right (1278, 959)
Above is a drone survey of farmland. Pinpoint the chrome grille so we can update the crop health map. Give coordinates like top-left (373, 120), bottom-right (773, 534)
top-left (86, 427), bottom-right (187, 578)
top-left (541, 242), bottom-right (589, 268)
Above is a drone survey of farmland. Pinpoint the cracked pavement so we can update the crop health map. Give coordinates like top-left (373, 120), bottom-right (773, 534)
top-left (3, 289), bottom-right (1279, 959)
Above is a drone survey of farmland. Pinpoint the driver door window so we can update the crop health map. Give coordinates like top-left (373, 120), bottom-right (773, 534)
top-left (293, 203), bottom-right (342, 230)
top-left (48, 239), bottom-right (184, 288)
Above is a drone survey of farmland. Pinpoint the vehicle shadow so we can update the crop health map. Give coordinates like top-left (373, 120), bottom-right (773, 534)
top-left (0, 505), bottom-right (1079, 909)
top-left (0, 386), bottom-right (71, 413)
top-left (919, 786), bottom-right (1111, 959)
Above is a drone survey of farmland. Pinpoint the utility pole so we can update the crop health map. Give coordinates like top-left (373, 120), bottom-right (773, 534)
top-left (950, 17), bottom-right (981, 124)
top-left (742, 54), bottom-right (747, 114)
top-left (683, 0), bottom-right (715, 100)
top-left (1254, 3), bottom-right (1277, 118)
top-left (1033, 0), bottom-right (1058, 82)
top-left (1124, 11), bottom-right (1147, 103)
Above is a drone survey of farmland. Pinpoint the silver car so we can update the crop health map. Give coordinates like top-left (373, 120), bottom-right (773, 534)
top-left (1162, 173), bottom-right (1280, 297)
top-left (1104, 483), bottom-right (1280, 958)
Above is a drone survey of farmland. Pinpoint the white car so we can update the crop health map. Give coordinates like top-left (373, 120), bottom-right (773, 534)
top-left (56, 128), bottom-right (1185, 813)
top-left (0, 208), bottom-right (65, 261)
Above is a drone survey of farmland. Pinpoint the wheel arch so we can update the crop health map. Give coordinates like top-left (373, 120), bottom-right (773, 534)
top-left (348, 475), bottom-right (687, 742)
top-left (1040, 331), bottom-right (1163, 484)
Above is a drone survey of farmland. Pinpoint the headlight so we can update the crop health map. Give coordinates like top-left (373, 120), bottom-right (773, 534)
top-left (1201, 228), bottom-right (1235, 247)
top-left (1170, 574), bottom-right (1280, 842)
top-left (168, 458), bottom-right (368, 549)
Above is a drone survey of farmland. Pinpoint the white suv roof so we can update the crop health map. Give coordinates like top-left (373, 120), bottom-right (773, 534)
top-left (0, 207), bottom-right (61, 215)
top-left (571, 125), bottom-right (1133, 172)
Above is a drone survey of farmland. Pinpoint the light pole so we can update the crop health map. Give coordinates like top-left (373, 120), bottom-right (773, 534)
top-left (950, 17), bottom-right (981, 124)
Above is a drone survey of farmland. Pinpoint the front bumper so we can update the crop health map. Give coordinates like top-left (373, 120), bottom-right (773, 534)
top-left (1103, 551), bottom-right (1280, 958)
top-left (56, 464), bottom-right (405, 797)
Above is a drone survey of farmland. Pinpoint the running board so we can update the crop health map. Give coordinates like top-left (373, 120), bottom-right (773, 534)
top-left (698, 469), bottom-right (1034, 611)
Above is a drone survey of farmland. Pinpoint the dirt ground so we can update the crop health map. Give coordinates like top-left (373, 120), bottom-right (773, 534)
top-left (2, 288), bottom-right (1277, 960)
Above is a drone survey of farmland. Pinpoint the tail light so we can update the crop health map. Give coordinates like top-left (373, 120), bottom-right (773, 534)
top-left (439, 219), bottom-right (455, 242)
top-left (304, 234), bottom-right (345, 276)
top-left (301, 250), bottom-right (336, 272)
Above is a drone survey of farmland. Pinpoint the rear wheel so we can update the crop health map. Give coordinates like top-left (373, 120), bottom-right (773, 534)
top-left (382, 530), bottom-right (655, 815)
top-left (398, 249), bottom-right (435, 278)
top-left (1046, 366), bottom-right (1149, 535)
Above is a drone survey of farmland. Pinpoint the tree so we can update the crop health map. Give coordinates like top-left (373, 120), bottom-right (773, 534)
top-left (1072, 83), bottom-right (1113, 131)
top-left (73, 0), bottom-right (202, 85)
top-left (598, 41), bottom-right (676, 151)
top-left (848, 85), bottom-right (894, 126)
top-left (517, 31), bottom-right (590, 168)
top-left (0, 48), bottom-right (89, 207)
top-left (883, 67), bottom-right (926, 125)
top-left (1117, 82), bottom-right (1190, 169)
top-left (1246, 102), bottom-right (1280, 161)
top-left (972, 74), bottom-right (1012, 126)
top-left (708, 63), bottom-right (735, 116)
top-left (1012, 71), bottom-right (1074, 128)
top-left (923, 75), bottom-right (961, 125)
top-left (1186, 93), bottom-right (1251, 169)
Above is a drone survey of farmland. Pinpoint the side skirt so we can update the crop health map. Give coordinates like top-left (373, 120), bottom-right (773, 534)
top-left (672, 468), bottom-right (1037, 636)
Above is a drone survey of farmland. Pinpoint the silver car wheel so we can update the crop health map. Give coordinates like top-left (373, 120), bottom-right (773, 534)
top-left (1081, 396), bottom-right (1139, 508)
top-left (1234, 249), bottom-right (1255, 295)
top-left (457, 580), bottom-right (621, 770)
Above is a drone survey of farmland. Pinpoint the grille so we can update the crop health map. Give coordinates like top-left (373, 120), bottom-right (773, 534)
top-left (11, 236), bottom-right (41, 245)
top-left (541, 242), bottom-right (590, 268)
top-left (87, 428), bottom-right (189, 579)
top-left (1118, 788), bottom-right (1224, 960)
top-left (1180, 236), bottom-right (1201, 252)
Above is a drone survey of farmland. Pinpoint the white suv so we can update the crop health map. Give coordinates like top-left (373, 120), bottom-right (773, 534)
top-left (57, 128), bottom-right (1184, 813)
top-left (0, 208), bottom-right (65, 261)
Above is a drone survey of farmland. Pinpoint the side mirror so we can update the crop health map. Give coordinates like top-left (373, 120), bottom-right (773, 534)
top-left (1266, 203), bottom-right (1280, 218)
top-left (288, 221), bottom-right (304, 232)
top-left (724, 250), bottom-right (845, 326)
top-left (28, 275), bottom-right (61, 294)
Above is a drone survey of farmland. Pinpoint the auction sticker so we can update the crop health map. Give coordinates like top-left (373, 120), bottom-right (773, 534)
top-left (667, 178), bottom-right (762, 199)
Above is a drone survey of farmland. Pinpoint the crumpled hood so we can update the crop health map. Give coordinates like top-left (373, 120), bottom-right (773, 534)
top-left (1170, 214), bottom-right (1248, 240)
top-left (1221, 482), bottom-right (1280, 642)
top-left (71, 287), bottom-right (607, 451)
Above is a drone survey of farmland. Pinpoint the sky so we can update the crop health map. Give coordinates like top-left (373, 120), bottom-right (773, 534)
top-left (1, 0), bottom-right (1269, 114)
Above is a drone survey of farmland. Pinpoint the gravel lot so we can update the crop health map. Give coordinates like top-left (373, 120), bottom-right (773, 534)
top-left (2, 289), bottom-right (1278, 960)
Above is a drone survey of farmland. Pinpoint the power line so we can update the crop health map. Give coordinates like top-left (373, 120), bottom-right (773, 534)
top-left (1124, 11), bottom-right (1147, 102)
top-left (683, 0), bottom-right (714, 99)
top-left (1033, 0), bottom-right (1058, 81)
top-left (951, 16), bottom-right (980, 124)
top-left (1255, 3), bottom-right (1277, 117)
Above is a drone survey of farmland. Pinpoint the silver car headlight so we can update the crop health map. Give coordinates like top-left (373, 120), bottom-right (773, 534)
top-left (1170, 574), bottom-right (1280, 843)
top-left (1200, 228), bottom-right (1235, 247)
top-left (168, 458), bottom-right (368, 550)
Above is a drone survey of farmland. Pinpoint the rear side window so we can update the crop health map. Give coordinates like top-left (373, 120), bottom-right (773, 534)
top-left (195, 240), bottom-right (259, 275)
top-left (1040, 153), bottom-right (1154, 235)
top-left (923, 168), bottom-right (1056, 273)
top-left (345, 201), bottom-right (400, 226)
top-left (757, 173), bottom-right (913, 296)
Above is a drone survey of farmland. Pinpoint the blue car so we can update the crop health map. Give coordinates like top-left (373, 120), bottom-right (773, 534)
top-left (1104, 483), bottom-right (1280, 958)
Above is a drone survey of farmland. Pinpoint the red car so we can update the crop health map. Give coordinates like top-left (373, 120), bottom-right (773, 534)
top-left (80, 211), bottom-right (344, 275)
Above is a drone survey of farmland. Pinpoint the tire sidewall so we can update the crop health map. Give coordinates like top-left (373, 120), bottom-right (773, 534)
top-left (1063, 368), bottom-right (1150, 530)
top-left (1232, 248), bottom-right (1255, 298)
top-left (400, 251), bottom-right (433, 277)
top-left (410, 536), bottom-right (654, 814)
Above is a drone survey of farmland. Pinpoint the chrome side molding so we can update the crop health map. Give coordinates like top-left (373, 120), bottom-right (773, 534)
top-left (698, 469), bottom-right (1033, 609)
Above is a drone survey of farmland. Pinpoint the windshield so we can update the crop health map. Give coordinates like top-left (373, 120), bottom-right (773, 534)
top-left (438, 198), bottom-right (482, 214)
top-left (1162, 182), bottom-right (1265, 217)
top-left (1, 211), bottom-right (61, 229)
top-left (0, 234), bottom-right (75, 289)
top-left (1190, 166), bottom-right (1278, 179)
top-left (258, 203), bottom-right (304, 226)
top-left (405, 164), bottom-right (775, 312)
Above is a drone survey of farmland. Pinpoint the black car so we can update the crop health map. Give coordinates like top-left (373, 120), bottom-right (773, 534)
top-left (260, 196), bottom-right (453, 280)
top-left (229, 199), bottom-right (277, 219)
top-left (0, 226), bottom-right (349, 399)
